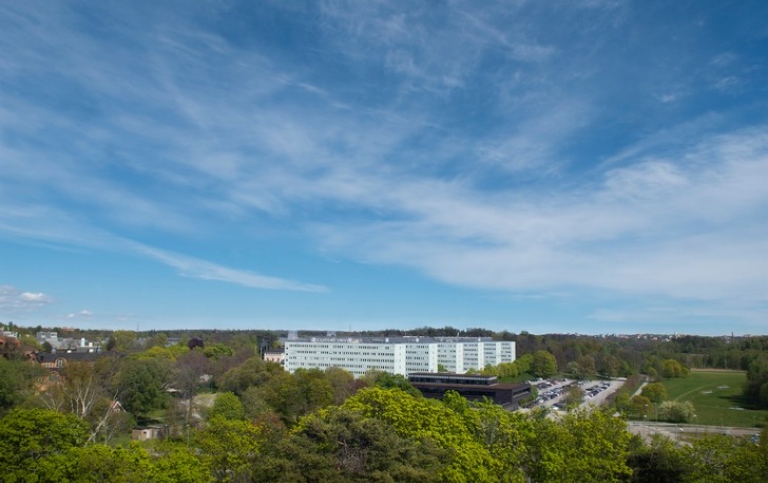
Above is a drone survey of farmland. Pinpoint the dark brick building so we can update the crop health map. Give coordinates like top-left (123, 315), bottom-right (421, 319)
top-left (408, 372), bottom-right (532, 410)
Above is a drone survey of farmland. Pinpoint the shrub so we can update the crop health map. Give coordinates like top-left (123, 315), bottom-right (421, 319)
top-left (658, 401), bottom-right (695, 423)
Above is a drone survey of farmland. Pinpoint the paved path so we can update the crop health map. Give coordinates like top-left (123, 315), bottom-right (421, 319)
top-left (628, 421), bottom-right (758, 444)
top-left (632, 380), bottom-right (647, 398)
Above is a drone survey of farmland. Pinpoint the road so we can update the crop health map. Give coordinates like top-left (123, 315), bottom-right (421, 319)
top-left (523, 379), bottom-right (759, 444)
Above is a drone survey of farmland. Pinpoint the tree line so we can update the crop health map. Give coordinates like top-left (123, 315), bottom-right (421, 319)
top-left (6, 323), bottom-right (768, 408)
top-left (2, 325), bottom-right (768, 481)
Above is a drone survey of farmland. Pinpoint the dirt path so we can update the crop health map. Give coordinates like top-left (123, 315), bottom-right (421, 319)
top-left (673, 384), bottom-right (711, 402)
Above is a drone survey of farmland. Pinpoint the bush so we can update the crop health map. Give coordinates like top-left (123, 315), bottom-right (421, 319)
top-left (641, 383), bottom-right (668, 403)
top-left (207, 392), bottom-right (245, 421)
top-left (658, 401), bottom-right (695, 423)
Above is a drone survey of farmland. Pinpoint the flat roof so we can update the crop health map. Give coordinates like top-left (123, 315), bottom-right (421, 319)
top-left (412, 381), bottom-right (528, 390)
top-left (289, 336), bottom-right (507, 344)
top-left (409, 371), bottom-right (495, 378)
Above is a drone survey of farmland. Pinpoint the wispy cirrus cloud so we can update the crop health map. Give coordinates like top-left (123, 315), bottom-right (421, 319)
top-left (588, 302), bottom-right (768, 334)
top-left (309, 126), bottom-right (768, 304)
top-left (0, 202), bottom-right (327, 294)
top-left (131, 243), bottom-right (327, 293)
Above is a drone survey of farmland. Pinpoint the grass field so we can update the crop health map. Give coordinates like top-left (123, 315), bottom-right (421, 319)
top-left (660, 370), bottom-right (768, 428)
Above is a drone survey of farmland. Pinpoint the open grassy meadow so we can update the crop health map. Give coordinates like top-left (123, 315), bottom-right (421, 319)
top-left (661, 370), bottom-right (768, 428)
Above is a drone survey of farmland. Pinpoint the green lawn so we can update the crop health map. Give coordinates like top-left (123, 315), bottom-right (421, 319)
top-left (660, 370), bottom-right (768, 428)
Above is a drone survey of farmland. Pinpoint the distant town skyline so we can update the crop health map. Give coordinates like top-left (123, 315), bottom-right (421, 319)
top-left (1, 1), bottom-right (767, 336)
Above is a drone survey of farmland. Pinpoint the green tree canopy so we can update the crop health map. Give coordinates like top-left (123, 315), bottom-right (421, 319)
top-left (576, 354), bottom-right (597, 375)
top-left (744, 355), bottom-right (768, 408)
top-left (208, 392), bottom-right (245, 421)
top-left (564, 385), bottom-right (585, 408)
top-left (341, 387), bottom-right (501, 482)
top-left (662, 359), bottom-right (690, 379)
top-left (0, 358), bottom-right (43, 414)
top-left (363, 370), bottom-right (421, 398)
top-left (195, 417), bottom-right (263, 482)
top-left (532, 350), bottom-right (558, 378)
top-left (40, 443), bottom-right (156, 483)
top-left (324, 366), bottom-right (361, 405)
top-left (260, 406), bottom-right (449, 482)
top-left (683, 433), bottom-right (768, 483)
top-left (0, 408), bottom-right (89, 481)
top-left (217, 356), bottom-right (283, 395)
top-left (117, 357), bottom-right (170, 419)
top-left (628, 395), bottom-right (652, 419)
top-left (522, 408), bottom-right (633, 483)
top-left (641, 382), bottom-right (668, 403)
top-left (627, 434), bottom-right (691, 483)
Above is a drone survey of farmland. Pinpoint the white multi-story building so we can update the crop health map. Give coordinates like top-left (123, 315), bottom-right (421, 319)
top-left (284, 336), bottom-right (515, 378)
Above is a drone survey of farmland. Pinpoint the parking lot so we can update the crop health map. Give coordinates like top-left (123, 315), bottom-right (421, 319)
top-left (577, 379), bottom-right (624, 408)
top-left (529, 378), bottom-right (624, 411)
top-left (532, 378), bottom-right (574, 410)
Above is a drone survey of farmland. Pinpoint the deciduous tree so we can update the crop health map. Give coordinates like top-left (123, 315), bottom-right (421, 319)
top-left (744, 355), bottom-right (768, 408)
top-left (0, 408), bottom-right (88, 481)
top-left (564, 385), bottom-right (585, 408)
top-left (576, 354), bottom-right (597, 375)
top-left (195, 417), bottom-right (262, 482)
top-left (342, 387), bottom-right (500, 482)
top-left (0, 358), bottom-right (42, 414)
top-left (523, 408), bottom-right (633, 482)
top-left (207, 392), bottom-right (245, 421)
top-left (532, 350), bottom-right (558, 378)
top-left (628, 434), bottom-right (691, 483)
top-left (118, 357), bottom-right (170, 419)
top-left (641, 382), bottom-right (668, 403)
top-left (217, 356), bottom-right (283, 395)
top-left (363, 370), bottom-right (422, 397)
top-left (260, 406), bottom-right (449, 482)
top-left (662, 359), bottom-right (690, 379)
top-left (324, 366), bottom-right (361, 405)
top-left (684, 433), bottom-right (767, 483)
top-left (628, 395), bottom-right (652, 419)
top-left (173, 350), bottom-right (209, 439)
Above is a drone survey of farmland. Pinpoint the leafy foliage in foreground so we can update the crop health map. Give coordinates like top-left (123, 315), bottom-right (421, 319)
top-left (3, 388), bottom-right (768, 482)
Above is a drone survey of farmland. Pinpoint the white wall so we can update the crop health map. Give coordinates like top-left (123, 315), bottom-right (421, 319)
top-left (285, 339), bottom-right (515, 377)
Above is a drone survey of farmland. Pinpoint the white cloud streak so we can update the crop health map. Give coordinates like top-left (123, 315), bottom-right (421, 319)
top-left (131, 243), bottom-right (327, 293)
top-left (68, 309), bottom-right (93, 319)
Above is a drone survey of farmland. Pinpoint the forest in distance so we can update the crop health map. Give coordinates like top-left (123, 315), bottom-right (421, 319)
top-left (2, 322), bottom-right (768, 482)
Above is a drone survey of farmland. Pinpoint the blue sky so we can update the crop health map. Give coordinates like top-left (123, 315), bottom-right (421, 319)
top-left (1, 1), bottom-right (767, 335)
